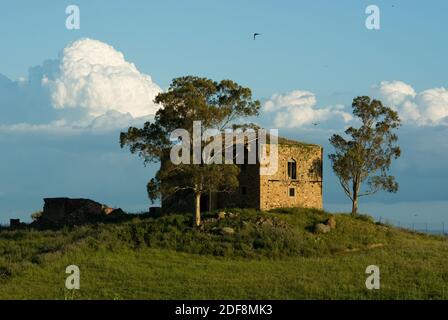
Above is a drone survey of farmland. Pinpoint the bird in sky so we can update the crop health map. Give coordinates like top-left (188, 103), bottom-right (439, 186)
top-left (253, 33), bottom-right (261, 40)
top-left (312, 122), bottom-right (319, 126)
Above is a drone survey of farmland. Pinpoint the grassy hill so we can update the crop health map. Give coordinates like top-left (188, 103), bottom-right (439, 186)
top-left (0, 207), bottom-right (447, 299)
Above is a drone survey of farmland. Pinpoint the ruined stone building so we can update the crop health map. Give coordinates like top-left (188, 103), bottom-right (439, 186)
top-left (33, 198), bottom-right (124, 227)
top-left (162, 136), bottom-right (323, 212)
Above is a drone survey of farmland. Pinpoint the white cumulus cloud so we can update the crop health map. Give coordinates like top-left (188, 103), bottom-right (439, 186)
top-left (0, 38), bottom-right (162, 132)
top-left (375, 81), bottom-right (448, 126)
top-left (376, 80), bottom-right (416, 105)
top-left (263, 90), bottom-right (353, 128)
top-left (45, 38), bottom-right (162, 120)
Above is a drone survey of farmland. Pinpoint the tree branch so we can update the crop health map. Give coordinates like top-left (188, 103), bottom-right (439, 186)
top-left (339, 179), bottom-right (353, 201)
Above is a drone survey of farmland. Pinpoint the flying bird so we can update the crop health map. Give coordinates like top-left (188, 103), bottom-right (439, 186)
top-left (312, 122), bottom-right (319, 126)
top-left (253, 33), bottom-right (261, 40)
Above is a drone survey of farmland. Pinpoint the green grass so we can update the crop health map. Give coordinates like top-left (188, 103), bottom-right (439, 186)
top-left (0, 208), bottom-right (447, 299)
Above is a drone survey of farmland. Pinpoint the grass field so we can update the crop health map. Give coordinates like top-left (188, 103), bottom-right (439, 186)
top-left (0, 208), bottom-right (447, 299)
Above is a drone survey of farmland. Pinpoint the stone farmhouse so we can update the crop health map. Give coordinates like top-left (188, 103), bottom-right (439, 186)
top-left (162, 136), bottom-right (323, 213)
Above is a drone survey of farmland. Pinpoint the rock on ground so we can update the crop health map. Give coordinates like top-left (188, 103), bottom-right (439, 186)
top-left (325, 216), bottom-right (337, 229)
top-left (315, 223), bottom-right (331, 234)
top-left (220, 227), bottom-right (235, 235)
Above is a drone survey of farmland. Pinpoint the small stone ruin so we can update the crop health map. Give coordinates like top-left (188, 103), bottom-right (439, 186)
top-left (35, 197), bottom-right (124, 227)
top-left (10, 218), bottom-right (25, 229)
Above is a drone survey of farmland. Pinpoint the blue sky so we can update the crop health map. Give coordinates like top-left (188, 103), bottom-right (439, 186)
top-left (0, 0), bottom-right (447, 224)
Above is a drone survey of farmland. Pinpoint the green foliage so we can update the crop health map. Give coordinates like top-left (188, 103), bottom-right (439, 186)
top-left (329, 96), bottom-right (401, 214)
top-left (354, 214), bottom-right (376, 224)
top-left (0, 207), bottom-right (447, 299)
top-left (120, 76), bottom-right (261, 226)
top-left (31, 211), bottom-right (43, 221)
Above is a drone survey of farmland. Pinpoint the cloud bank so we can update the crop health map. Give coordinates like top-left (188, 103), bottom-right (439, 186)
top-left (0, 38), bottom-right (162, 131)
top-left (263, 90), bottom-right (353, 128)
top-left (262, 82), bottom-right (448, 129)
top-left (375, 81), bottom-right (448, 126)
top-left (46, 39), bottom-right (161, 119)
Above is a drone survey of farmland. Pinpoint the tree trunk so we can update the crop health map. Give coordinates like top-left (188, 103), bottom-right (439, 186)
top-left (351, 179), bottom-right (359, 216)
top-left (351, 197), bottom-right (358, 216)
top-left (195, 192), bottom-right (201, 227)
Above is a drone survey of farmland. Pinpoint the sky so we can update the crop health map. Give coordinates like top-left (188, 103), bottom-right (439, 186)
top-left (0, 0), bottom-right (447, 225)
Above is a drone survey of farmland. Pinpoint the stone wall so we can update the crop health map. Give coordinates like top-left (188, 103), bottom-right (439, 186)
top-left (217, 162), bottom-right (260, 209)
top-left (259, 143), bottom-right (323, 210)
top-left (162, 139), bottom-right (323, 213)
top-left (162, 190), bottom-right (195, 214)
top-left (39, 198), bottom-right (120, 226)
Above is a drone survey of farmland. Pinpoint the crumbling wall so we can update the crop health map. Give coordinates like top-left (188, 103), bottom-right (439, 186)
top-left (38, 198), bottom-right (121, 226)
